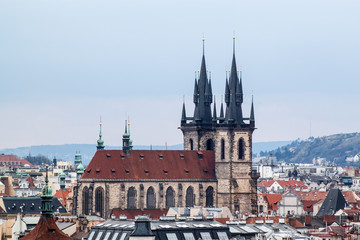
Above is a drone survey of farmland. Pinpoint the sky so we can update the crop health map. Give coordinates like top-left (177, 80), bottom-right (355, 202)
top-left (0, 0), bottom-right (359, 149)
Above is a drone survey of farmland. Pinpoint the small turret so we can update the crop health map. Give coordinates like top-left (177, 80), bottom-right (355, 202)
top-left (212, 95), bottom-right (217, 122)
top-left (60, 171), bottom-right (66, 191)
top-left (250, 95), bottom-right (255, 128)
top-left (122, 120), bottom-right (131, 155)
top-left (181, 97), bottom-right (186, 124)
top-left (97, 119), bottom-right (105, 150)
top-left (76, 163), bottom-right (84, 180)
top-left (74, 151), bottom-right (82, 166)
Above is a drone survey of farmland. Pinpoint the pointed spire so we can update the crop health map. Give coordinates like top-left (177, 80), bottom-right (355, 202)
top-left (233, 35), bottom-right (236, 55)
top-left (193, 76), bottom-right (198, 104)
top-left (123, 119), bottom-right (131, 155)
top-left (181, 95), bottom-right (186, 124)
top-left (128, 117), bottom-right (133, 150)
top-left (96, 117), bottom-right (104, 150)
top-left (250, 95), bottom-right (255, 128)
top-left (225, 76), bottom-right (230, 104)
top-left (220, 95), bottom-right (224, 119)
top-left (212, 95), bottom-right (217, 122)
top-left (41, 162), bottom-right (53, 216)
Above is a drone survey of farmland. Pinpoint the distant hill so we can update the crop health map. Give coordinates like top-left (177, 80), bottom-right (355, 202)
top-left (264, 133), bottom-right (360, 165)
top-left (0, 141), bottom-right (290, 165)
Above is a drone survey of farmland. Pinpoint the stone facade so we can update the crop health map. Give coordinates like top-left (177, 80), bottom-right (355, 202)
top-left (75, 180), bottom-right (217, 218)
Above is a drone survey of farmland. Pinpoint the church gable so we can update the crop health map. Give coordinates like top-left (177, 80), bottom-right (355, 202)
top-left (81, 150), bottom-right (216, 180)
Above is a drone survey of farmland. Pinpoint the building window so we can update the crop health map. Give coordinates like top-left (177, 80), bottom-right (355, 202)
top-left (190, 139), bottom-right (194, 150)
top-left (221, 139), bottom-right (225, 160)
top-left (127, 187), bottom-right (137, 209)
top-left (95, 187), bottom-right (103, 217)
top-left (82, 187), bottom-right (89, 215)
top-left (206, 139), bottom-right (214, 151)
top-left (238, 138), bottom-right (245, 159)
top-left (186, 186), bottom-right (195, 207)
top-left (146, 187), bottom-right (156, 209)
top-left (205, 186), bottom-right (214, 207)
top-left (166, 187), bottom-right (175, 208)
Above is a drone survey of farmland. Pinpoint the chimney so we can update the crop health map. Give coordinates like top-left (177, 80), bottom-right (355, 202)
top-left (129, 216), bottom-right (155, 240)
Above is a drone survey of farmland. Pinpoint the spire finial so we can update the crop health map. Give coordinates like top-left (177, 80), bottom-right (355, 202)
top-left (96, 117), bottom-right (105, 150)
top-left (233, 35), bottom-right (236, 55)
top-left (202, 34), bottom-right (205, 56)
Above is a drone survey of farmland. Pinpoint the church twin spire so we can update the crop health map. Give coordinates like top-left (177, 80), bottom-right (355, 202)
top-left (182, 36), bottom-right (255, 128)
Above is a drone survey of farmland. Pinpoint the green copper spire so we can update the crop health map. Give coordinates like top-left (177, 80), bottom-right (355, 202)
top-left (41, 163), bottom-right (53, 216)
top-left (122, 119), bottom-right (131, 155)
top-left (76, 163), bottom-right (84, 180)
top-left (97, 118), bottom-right (105, 150)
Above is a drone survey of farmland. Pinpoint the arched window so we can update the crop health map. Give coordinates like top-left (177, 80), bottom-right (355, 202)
top-left (165, 187), bottom-right (175, 208)
top-left (95, 187), bottom-right (104, 217)
top-left (205, 186), bottom-right (214, 207)
top-left (185, 186), bottom-right (195, 207)
top-left (82, 187), bottom-right (89, 215)
top-left (238, 138), bottom-right (245, 159)
top-left (127, 187), bottom-right (137, 209)
top-left (221, 139), bottom-right (225, 160)
top-left (190, 139), bottom-right (194, 150)
top-left (146, 187), bottom-right (156, 209)
top-left (206, 139), bottom-right (214, 151)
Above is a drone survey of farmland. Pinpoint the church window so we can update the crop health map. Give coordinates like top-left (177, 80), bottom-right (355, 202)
top-left (95, 187), bottom-right (104, 217)
top-left (185, 186), bottom-right (195, 207)
top-left (206, 139), bottom-right (214, 151)
top-left (189, 139), bottom-right (194, 150)
top-left (221, 139), bottom-right (225, 159)
top-left (165, 187), bottom-right (175, 208)
top-left (146, 187), bottom-right (156, 209)
top-left (82, 187), bottom-right (89, 215)
top-left (238, 138), bottom-right (245, 159)
top-left (127, 187), bottom-right (137, 209)
top-left (205, 186), bottom-right (214, 207)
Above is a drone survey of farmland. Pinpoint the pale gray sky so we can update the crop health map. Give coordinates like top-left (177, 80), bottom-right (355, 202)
top-left (0, 0), bottom-right (359, 148)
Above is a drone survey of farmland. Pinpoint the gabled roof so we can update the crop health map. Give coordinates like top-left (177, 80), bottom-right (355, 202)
top-left (21, 215), bottom-right (72, 240)
top-left (302, 199), bottom-right (320, 212)
top-left (294, 190), bottom-right (328, 201)
top-left (0, 155), bottom-right (34, 167)
top-left (81, 150), bottom-right (216, 180)
top-left (25, 177), bottom-right (36, 189)
top-left (258, 180), bottom-right (274, 188)
top-left (54, 188), bottom-right (71, 206)
top-left (342, 191), bottom-right (359, 204)
top-left (277, 180), bottom-right (307, 189)
top-left (316, 188), bottom-right (346, 216)
top-left (263, 194), bottom-right (282, 211)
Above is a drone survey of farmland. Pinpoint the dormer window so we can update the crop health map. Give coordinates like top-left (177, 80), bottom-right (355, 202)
top-left (163, 170), bottom-right (168, 175)
top-left (87, 168), bottom-right (91, 173)
top-left (197, 152), bottom-right (203, 160)
top-left (96, 169), bottom-right (100, 173)
top-left (140, 154), bottom-right (144, 159)
top-left (159, 154), bottom-right (163, 159)
top-left (106, 154), bottom-right (111, 159)
top-left (125, 170), bottom-right (130, 174)
top-left (111, 169), bottom-right (116, 173)
top-left (203, 169), bottom-right (208, 173)
top-left (184, 169), bottom-right (189, 174)
top-left (144, 170), bottom-right (149, 174)
top-left (179, 154), bottom-right (184, 159)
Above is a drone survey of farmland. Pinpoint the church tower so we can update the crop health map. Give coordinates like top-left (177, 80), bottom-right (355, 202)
top-left (180, 37), bottom-right (259, 214)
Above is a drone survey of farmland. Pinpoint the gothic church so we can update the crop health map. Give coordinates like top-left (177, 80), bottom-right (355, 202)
top-left (74, 38), bottom-right (259, 218)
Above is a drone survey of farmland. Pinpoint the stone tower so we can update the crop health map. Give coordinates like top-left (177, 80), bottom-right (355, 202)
top-left (180, 37), bottom-right (259, 215)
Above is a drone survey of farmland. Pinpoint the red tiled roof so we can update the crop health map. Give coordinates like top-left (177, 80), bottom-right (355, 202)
top-left (302, 199), bottom-right (320, 212)
top-left (54, 188), bottom-right (71, 206)
top-left (294, 191), bottom-right (328, 201)
top-left (258, 180), bottom-right (274, 188)
top-left (342, 191), bottom-right (357, 204)
top-left (22, 215), bottom-right (72, 240)
top-left (277, 180), bottom-right (307, 189)
top-left (110, 208), bottom-right (168, 220)
top-left (82, 150), bottom-right (216, 180)
top-left (0, 155), bottom-right (34, 167)
top-left (263, 194), bottom-right (282, 211)
top-left (26, 177), bottom-right (36, 189)
top-left (246, 216), bottom-right (280, 224)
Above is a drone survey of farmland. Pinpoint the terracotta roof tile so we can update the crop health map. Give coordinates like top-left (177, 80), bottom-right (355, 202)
top-left (82, 150), bottom-right (216, 180)
top-left (263, 194), bottom-right (282, 211)
top-left (302, 200), bottom-right (320, 212)
top-left (0, 155), bottom-right (34, 167)
top-left (54, 188), bottom-right (71, 206)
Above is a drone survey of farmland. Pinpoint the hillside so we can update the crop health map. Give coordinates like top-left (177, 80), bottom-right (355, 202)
top-left (265, 133), bottom-right (360, 165)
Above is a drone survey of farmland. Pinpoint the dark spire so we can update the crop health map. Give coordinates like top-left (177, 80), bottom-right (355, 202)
top-left (225, 36), bottom-right (243, 124)
top-left (191, 37), bottom-right (212, 123)
top-left (212, 95), bottom-right (217, 122)
top-left (181, 96), bottom-right (186, 124)
top-left (96, 118), bottom-right (105, 150)
top-left (122, 120), bottom-right (131, 155)
top-left (225, 72), bottom-right (230, 104)
top-left (220, 95), bottom-right (224, 119)
top-left (250, 95), bottom-right (255, 128)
